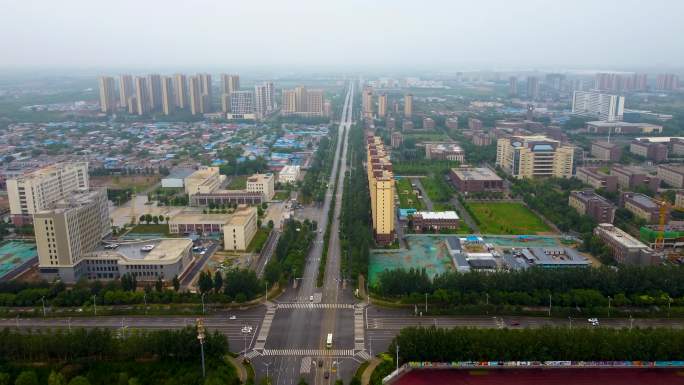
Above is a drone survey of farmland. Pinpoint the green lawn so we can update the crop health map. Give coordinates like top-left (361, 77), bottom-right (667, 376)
top-left (396, 178), bottom-right (425, 210)
top-left (246, 228), bottom-right (270, 253)
top-left (129, 224), bottom-right (170, 235)
top-left (467, 202), bottom-right (551, 235)
top-left (226, 175), bottom-right (247, 189)
top-left (274, 190), bottom-right (290, 201)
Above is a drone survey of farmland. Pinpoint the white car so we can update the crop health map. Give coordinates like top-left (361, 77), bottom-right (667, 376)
top-left (588, 317), bottom-right (600, 326)
top-left (140, 244), bottom-right (155, 252)
top-left (229, 315), bottom-right (237, 320)
top-left (309, 295), bottom-right (314, 302)
top-left (241, 326), bottom-right (253, 334)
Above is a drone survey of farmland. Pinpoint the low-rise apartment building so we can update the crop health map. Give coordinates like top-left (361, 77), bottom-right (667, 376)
top-left (575, 167), bottom-right (617, 192)
top-left (657, 164), bottom-right (684, 188)
top-left (169, 211), bottom-right (232, 234)
top-left (568, 189), bottom-right (615, 223)
top-left (630, 140), bottom-right (668, 162)
top-left (277, 165), bottom-right (300, 184)
top-left (611, 165), bottom-right (660, 192)
top-left (593, 223), bottom-right (656, 265)
top-left (621, 192), bottom-right (664, 224)
top-left (591, 141), bottom-right (622, 162)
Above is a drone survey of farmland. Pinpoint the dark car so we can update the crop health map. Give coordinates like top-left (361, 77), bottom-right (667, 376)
top-left (324, 371), bottom-right (330, 379)
top-left (318, 360), bottom-right (323, 367)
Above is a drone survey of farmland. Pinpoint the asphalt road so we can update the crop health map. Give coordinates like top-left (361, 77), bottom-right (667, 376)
top-left (251, 83), bottom-right (356, 385)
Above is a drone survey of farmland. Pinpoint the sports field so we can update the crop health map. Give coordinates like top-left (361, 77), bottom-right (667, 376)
top-left (394, 368), bottom-right (684, 385)
top-left (0, 241), bottom-right (37, 280)
top-left (468, 202), bottom-right (551, 235)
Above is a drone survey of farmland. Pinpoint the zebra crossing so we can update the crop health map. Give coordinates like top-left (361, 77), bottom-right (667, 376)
top-left (355, 350), bottom-right (371, 361)
top-left (277, 303), bottom-right (354, 310)
top-left (300, 357), bottom-right (312, 374)
top-left (262, 349), bottom-right (355, 356)
top-left (243, 350), bottom-right (261, 360)
top-left (253, 303), bottom-right (276, 350)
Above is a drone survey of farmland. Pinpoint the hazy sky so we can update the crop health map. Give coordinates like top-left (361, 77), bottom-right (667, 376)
top-left (2, 0), bottom-right (683, 71)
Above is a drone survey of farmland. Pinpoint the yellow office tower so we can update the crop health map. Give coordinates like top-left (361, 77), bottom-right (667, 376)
top-left (496, 135), bottom-right (574, 179)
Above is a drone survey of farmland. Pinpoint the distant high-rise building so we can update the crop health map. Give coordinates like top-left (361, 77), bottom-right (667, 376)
top-left (281, 89), bottom-right (297, 115)
top-left (134, 76), bottom-right (150, 115)
top-left (367, 135), bottom-right (395, 245)
top-left (147, 74), bottom-right (162, 111)
top-left (174, 74), bottom-right (188, 109)
top-left (254, 82), bottom-right (274, 118)
top-left (295, 86), bottom-right (307, 112)
top-left (508, 76), bottom-right (517, 96)
top-left (377, 93), bottom-right (387, 118)
top-left (221, 93), bottom-right (231, 113)
top-left (306, 89), bottom-right (324, 116)
top-left (230, 91), bottom-right (254, 114)
top-left (403, 94), bottom-right (413, 118)
top-left (656, 74), bottom-right (680, 91)
top-left (281, 87), bottom-right (325, 117)
top-left (161, 76), bottom-right (175, 116)
top-left (188, 76), bottom-right (203, 115)
top-left (118, 75), bottom-right (134, 109)
top-left (631, 73), bottom-right (648, 91)
top-left (199, 73), bottom-right (212, 112)
top-left (221, 74), bottom-right (240, 95)
top-left (526, 76), bottom-right (540, 100)
top-left (362, 86), bottom-right (374, 119)
top-left (572, 91), bottom-right (625, 122)
top-left (98, 76), bottom-right (117, 113)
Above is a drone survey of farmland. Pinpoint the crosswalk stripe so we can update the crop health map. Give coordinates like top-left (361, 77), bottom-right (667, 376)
top-left (262, 349), bottom-right (355, 356)
top-left (276, 303), bottom-right (354, 310)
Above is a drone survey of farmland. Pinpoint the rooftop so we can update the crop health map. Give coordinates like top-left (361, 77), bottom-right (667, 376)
top-left (521, 247), bottom-right (589, 267)
top-left (414, 211), bottom-right (459, 220)
top-left (226, 206), bottom-right (257, 226)
top-left (247, 173), bottom-right (274, 183)
top-left (451, 167), bottom-right (502, 181)
top-left (624, 193), bottom-right (658, 209)
top-left (185, 167), bottom-right (220, 182)
top-left (596, 223), bottom-right (650, 248)
top-left (96, 238), bottom-right (192, 263)
top-left (169, 211), bottom-right (231, 224)
top-left (587, 121), bottom-right (662, 128)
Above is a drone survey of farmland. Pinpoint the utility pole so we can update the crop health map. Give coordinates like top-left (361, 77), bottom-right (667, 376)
top-left (396, 344), bottom-right (400, 372)
top-left (608, 296), bottom-right (611, 317)
top-left (425, 293), bottom-right (428, 313)
top-left (93, 295), bottom-right (97, 316)
top-left (262, 362), bottom-right (271, 381)
top-left (41, 296), bottom-right (46, 317)
top-left (548, 294), bottom-right (552, 317)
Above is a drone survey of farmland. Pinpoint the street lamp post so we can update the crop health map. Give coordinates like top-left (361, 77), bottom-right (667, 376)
top-left (548, 294), bottom-right (552, 317)
top-left (201, 293), bottom-right (206, 314)
top-left (41, 296), bottom-right (46, 317)
top-left (262, 362), bottom-right (271, 381)
top-left (629, 314), bottom-right (634, 330)
top-left (608, 296), bottom-right (612, 317)
top-left (196, 318), bottom-right (206, 378)
top-left (144, 293), bottom-right (147, 315)
top-left (396, 344), bottom-right (400, 372)
top-left (93, 295), bottom-right (97, 316)
top-left (568, 316), bottom-right (573, 329)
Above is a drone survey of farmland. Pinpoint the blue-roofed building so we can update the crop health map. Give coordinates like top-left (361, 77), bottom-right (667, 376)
top-left (398, 208), bottom-right (417, 220)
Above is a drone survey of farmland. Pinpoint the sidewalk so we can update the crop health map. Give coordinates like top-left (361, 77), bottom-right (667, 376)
top-left (362, 357), bottom-right (382, 385)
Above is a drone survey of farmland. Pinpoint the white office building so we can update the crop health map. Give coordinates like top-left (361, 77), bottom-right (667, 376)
top-left (572, 91), bottom-right (625, 122)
